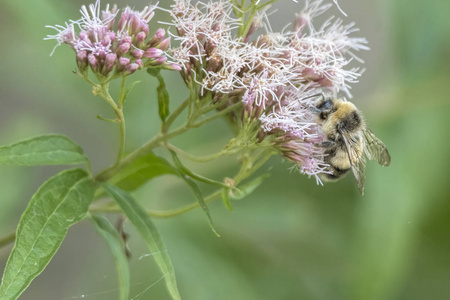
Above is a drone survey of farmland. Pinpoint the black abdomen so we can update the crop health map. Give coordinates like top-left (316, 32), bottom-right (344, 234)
top-left (324, 166), bottom-right (350, 180)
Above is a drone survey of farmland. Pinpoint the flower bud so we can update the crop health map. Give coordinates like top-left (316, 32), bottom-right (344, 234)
top-left (147, 28), bottom-right (165, 47)
top-left (117, 8), bottom-right (131, 32)
top-left (134, 31), bottom-right (147, 47)
top-left (88, 54), bottom-right (98, 72)
top-left (143, 48), bottom-right (163, 58)
top-left (154, 56), bottom-right (167, 65)
top-left (139, 23), bottom-right (150, 36)
top-left (244, 19), bottom-right (261, 43)
top-left (131, 49), bottom-right (144, 59)
top-left (294, 12), bottom-right (309, 37)
top-left (124, 63), bottom-right (139, 75)
top-left (102, 4), bottom-right (118, 29)
top-left (116, 42), bottom-right (131, 56)
top-left (154, 28), bottom-right (165, 40)
top-left (158, 37), bottom-right (171, 51)
top-left (107, 31), bottom-right (116, 42)
top-left (101, 35), bottom-right (112, 47)
top-left (162, 63), bottom-right (182, 71)
top-left (116, 57), bottom-right (130, 72)
top-left (103, 53), bottom-right (117, 75)
top-left (118, 35), bottom-right (132, 45)
top-left (76, 50), bottom-right (88, 72)
top-left (79, 31), bottom-right (88, 40)
top-left (130, 16), bottom-right (139, 35)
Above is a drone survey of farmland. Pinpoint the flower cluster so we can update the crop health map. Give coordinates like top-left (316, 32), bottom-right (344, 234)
top-left (45, 0), bottom-right (180, 77)
top-left (168, 0), bottom-right (368, 183)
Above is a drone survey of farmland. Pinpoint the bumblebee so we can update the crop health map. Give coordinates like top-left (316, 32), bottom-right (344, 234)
top-left (313, 96), bottom-right (391, 195)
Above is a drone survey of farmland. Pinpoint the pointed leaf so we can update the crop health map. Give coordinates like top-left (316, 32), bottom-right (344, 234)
top-left (221, 188), bottom-right (234, 211)
top-left (181, 175), bottom-right (220, 237)
top-left (91, 215), bottom-right (130, 300)
top-left (148, 69), bottom-right (170, 122)
top-left (102, 183), bottom-right (181, 300)
top-left (157, 87), bottom-right (170, 122)
top-left (108, 152), bottom-right (178, 192)
top-left (0, 135), bottom-right (87, 166)
top-left (169, 150), bottom-right (228, 188)
top-left (169, 150), bottom-right (220, 235)
top-left (0, 169), bottom-right (94, 300)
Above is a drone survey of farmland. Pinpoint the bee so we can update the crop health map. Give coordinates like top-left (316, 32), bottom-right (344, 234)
top-left (312, 96), bottom-right (391, 195)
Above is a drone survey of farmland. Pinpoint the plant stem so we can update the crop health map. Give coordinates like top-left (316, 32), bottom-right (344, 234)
top-left (162, 97), bottom-right (189, 133)
top-left (90, 190), bottom-right (222, 218)
top-left (115, 108), bottom-right (126, 165)
top-left (118, 76), bottom-right (127, 108)
top-left (238, 2), bottom-right (257, 38)
top-left (0, 231), bottom-right (16, 249)
top-left (95, 124), bottom-right (190, 182)
top-left (192, 101), bottom-right (243, 128)
top-left (100, 83), bottom-right (126, 166)
top-left (165, 143), bottom-right (230, 162)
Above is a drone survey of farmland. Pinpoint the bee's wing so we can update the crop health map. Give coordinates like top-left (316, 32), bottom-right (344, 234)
top-left (340, 131), bottom-right (366, 195)
top-left (363, 128), bottom-right (391, 167)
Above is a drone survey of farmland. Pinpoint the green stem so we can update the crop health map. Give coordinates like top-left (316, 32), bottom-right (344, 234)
top-left (118, 76), bottom-right (127, 108)
top-left (95, 124), bottom-right (190, 182)
top-left (236, 149), bottom-right (275, 182)
top-left (0, 231), bottom-right (16, 249)
top-left (165, 143), bottom-right (230, 163)
top-left (90, 190), bottom-right (222, 218)
top-left (162, 97), bottom-right (189, 133)
top-left (115, 108), bottom-right (126, 165)
top-left (238, 3), bottom-right (257, 38)
top-left (192, 101), bottom-right (243, 128)
top-left (187, 83), bottom-right (196, 123)
top-left (99, 84), bottom-right (126, 166)
top-left (79, 72), bottom-right (99, 88)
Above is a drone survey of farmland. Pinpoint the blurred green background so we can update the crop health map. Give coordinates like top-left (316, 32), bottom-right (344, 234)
top-left (1, 0), bottom-right (450, 299)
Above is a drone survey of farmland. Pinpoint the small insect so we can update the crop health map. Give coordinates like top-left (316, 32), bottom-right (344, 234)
top-left (312, 96), bottom-right (391, 195)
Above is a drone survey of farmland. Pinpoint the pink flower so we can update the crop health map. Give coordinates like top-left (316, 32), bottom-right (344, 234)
top-left (45, 0), bottom-right (179, 77)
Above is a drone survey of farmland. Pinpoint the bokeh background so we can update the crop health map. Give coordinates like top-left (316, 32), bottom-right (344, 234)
top-left (1, 0), bottom-right (450, 299)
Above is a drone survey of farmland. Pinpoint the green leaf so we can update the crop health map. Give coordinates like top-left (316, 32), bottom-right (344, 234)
top-left (0, 169), bottom-right (94, 300)
top-left (91, 214), bottom-right (130, 300)
top-left (107, 152), bottom-right (178, 192)
top-left (148, 69), bottom-right (170, 122)
top-left (169, 150), bottom-right (228, 188)
top-left (182, 175), bottom-right (220, 237)
top-left (221, 188), bottom-right (234, 211)
top-left (102, 183), bottom-right (181, 300)
top-left (231, 173), bottom-right (270, 200)
top-left (157, 87), bottom-right (170, 122)
top-left (168, 150), bottom-right (220, 235)
top-left (0, 135), bottom-right (87, 166)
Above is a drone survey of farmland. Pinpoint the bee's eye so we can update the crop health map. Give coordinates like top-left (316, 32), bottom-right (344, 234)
top-left (320, 112), bottom-right (327, 120)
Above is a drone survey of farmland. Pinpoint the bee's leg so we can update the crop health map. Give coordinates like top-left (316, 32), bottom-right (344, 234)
top-left (309, 106), bottom-right (322, 114)
top-left (318, 141), bottom-right (336, 148)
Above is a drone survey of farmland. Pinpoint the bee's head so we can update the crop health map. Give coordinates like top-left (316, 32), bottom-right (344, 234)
top-left (315, 97), bottom-right (335, 120)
